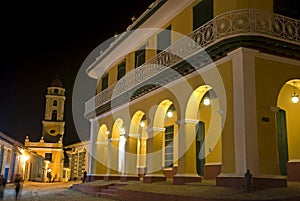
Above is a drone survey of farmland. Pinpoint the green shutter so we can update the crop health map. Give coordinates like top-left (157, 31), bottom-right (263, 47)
top-left (165, 125), bottom-right (174, 168)
top-left (276, 109), bottom-right (289, 175)
top-left (193, 0), bottom-right (214, 30)
top-left (157, 25), bottom-right (171, 54)
top-left (101, 74), bottom-right (108, 90)
top-left (196, 121), bottom-right (205, 176)
top-left (117, 61), bottom-right (126, 80)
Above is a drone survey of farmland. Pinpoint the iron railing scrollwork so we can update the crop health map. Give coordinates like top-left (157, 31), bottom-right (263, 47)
top-left (85, 9), bottom-right (300, 116)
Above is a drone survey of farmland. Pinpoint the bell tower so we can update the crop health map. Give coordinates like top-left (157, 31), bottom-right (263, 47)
top-left (42, 78), bottom-right (66, 143)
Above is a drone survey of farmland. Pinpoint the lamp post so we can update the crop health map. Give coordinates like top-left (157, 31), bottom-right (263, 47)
top-left (20, 149), bottom-right (29, 180)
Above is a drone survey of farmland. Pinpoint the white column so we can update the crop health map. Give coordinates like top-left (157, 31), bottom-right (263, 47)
top-left (88, 118), bottom-right (98, 175)
top-left (228, 47), bottom-right (259, 176)
top-left (107, 137), bottom-right (119, 175)
top-left (1, 148), bottom-right (8, 175)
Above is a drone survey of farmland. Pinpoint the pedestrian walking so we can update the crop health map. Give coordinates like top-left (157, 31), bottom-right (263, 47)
top-left (14, 173), bottom-right (23, 200)
top-left (82, 171), bottom-right (87, 183)
top-left (0, 174), bottom-right (6, 200)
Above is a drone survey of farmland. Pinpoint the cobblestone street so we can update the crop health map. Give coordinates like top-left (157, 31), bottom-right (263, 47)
top-left (2, 181), bottom-right (116, 201)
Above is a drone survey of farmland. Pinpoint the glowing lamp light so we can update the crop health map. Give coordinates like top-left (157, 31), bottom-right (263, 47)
top-left (21, 155), bottom-right (29, 162)
top-left (140, 115), bottom-right (146, 127)
top-left (167, 110), bottom-right (173, 118)
top-left (203, 96), bottom-right (211, 106)
top-left (140, 121), bottom-right (146, 128)
top-left (292, 93), bottom-right (299, 103)
top-left (291, 81), bottom-right (299, 104)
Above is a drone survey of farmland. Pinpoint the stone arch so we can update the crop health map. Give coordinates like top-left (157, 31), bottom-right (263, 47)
top-left (185, 84), bottom-right (222, 179)
top-left (123, 110), bottom-right (147, 176)
top-left (277, 79), bottom-right (300, 181)
top-left (145, 99), bottom-right (178, 175)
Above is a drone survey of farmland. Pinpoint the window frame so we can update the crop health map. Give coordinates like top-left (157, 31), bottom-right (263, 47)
top-left (101, 74), bottom-right (109, 91)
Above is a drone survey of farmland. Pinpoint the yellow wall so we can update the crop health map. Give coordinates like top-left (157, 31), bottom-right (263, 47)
top-left (216, 60), bottom-right (235, 173)
top-left (34, 148), bottom-right (63, 181)
top-left (199, 98), bottom-right (222, 164)
top-left (255, 57), bottom-right (300, 174)
top-left (96, 59), bottom-right (234, 174)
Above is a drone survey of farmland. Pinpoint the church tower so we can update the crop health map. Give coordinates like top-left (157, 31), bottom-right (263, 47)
top-left (25, 77), bottom-right (66, 182)
top-left (42, 78), bottom-right (66, 143)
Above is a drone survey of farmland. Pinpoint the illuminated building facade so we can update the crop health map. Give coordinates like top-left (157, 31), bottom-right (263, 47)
top-left (65, 140), bottom-right (90, 181)
top-left (84, 0), bottom-right (300, 189)
top-left (0, 131), bottom-right (44, 182)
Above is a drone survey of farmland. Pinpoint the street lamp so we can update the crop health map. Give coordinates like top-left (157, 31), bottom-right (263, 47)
top-left (291, 81), bottom-right (299, 104)
top-left (21, 153), bottom-right (29, 180)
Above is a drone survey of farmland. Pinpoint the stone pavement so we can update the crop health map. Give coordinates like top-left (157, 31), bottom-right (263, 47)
top-left (1, 179), bottom-right (300, 201)
top-left (73, 179), bottom-right (300, 201)
top-left (1, 180), bottom-right (117, 201)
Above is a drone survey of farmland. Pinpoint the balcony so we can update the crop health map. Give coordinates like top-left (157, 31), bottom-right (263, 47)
top-left (84, 9), bottom-right (300, 118)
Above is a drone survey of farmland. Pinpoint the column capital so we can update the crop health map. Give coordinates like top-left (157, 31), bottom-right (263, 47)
top-left (227, 47), bottom-right (259, 58)
top-left (176, 118), bottom-right (199, 125)
top-left (110, 138), bottom-right (120, 142)
top-left (146, 127), bottom-right (165, 133)
top-left (95, 141), bottom-right (106, 145)
top-left (128, 133), bottom-right (140, 138)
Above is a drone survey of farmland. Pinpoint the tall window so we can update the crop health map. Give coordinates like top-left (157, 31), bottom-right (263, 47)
top-left (52, 110), bottom-right (57, 121)
top-left (101, 74), bottom-right (109, 90)
top-left (193, 0), bottom-right (214, 30)
top-left (164, 125), bottom-right (174, 168)
top-left (45, 153), bottom-right (52, 162)
top-left (135, 45), bottom-right (146, 68)
top-left (274, 0), bottom-right (300, 20)
top-left (117, 61), bottom-right (126, 80)
top-left (53, 100), bottom-right (57, 106)
top-left (157, 25), bottom-right (171, 54)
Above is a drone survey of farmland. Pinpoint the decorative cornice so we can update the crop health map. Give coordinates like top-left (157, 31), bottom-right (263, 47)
top-left (227, 47), bottom-right (259, 58)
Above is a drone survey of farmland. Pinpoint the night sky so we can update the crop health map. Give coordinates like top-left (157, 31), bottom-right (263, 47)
top-left (0, 1), bottom-right (155, 145)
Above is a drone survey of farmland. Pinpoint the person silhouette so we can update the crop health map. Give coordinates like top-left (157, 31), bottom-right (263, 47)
top-left (82, 171), bottom-right (87, 183)
top-left (14, 174), bottom-right (23, 200)
top-left (0, 174), bottom-right (6, 200)
top-left (244, 169), bottom-right (252, 193)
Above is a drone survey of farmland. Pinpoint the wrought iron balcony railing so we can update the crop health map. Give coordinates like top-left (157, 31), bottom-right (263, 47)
top-left (85, 9), bottom-right (300, 117)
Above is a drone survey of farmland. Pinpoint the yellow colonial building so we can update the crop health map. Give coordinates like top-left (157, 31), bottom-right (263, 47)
top-left (25, 78), bottom-right (66, 182)
top-left (84, 0), bottom-right (300, 190)
top-left (65, 140), bottom-right (90, 181)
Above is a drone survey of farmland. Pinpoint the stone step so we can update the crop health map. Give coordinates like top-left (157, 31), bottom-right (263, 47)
top-left (101, 188), bottom-right (118, 194)
top-left (108, 185), bottom-right (119, 190)
top-left (100, 192), bottom-right (119, 199)
top-left (95, 183), bottom-right (127, 198)
top-left (113, 183), bottom-right (128, 187)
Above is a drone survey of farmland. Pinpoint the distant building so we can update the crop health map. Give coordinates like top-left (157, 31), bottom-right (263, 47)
top-left (64, 140), bottom-right (90, 181)
top-left (25, 78), bottom-right (65, 182)
top-left (0, 131), bottom-right (44, 182)
top-left (84, 0), bottom-right (300, 190)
